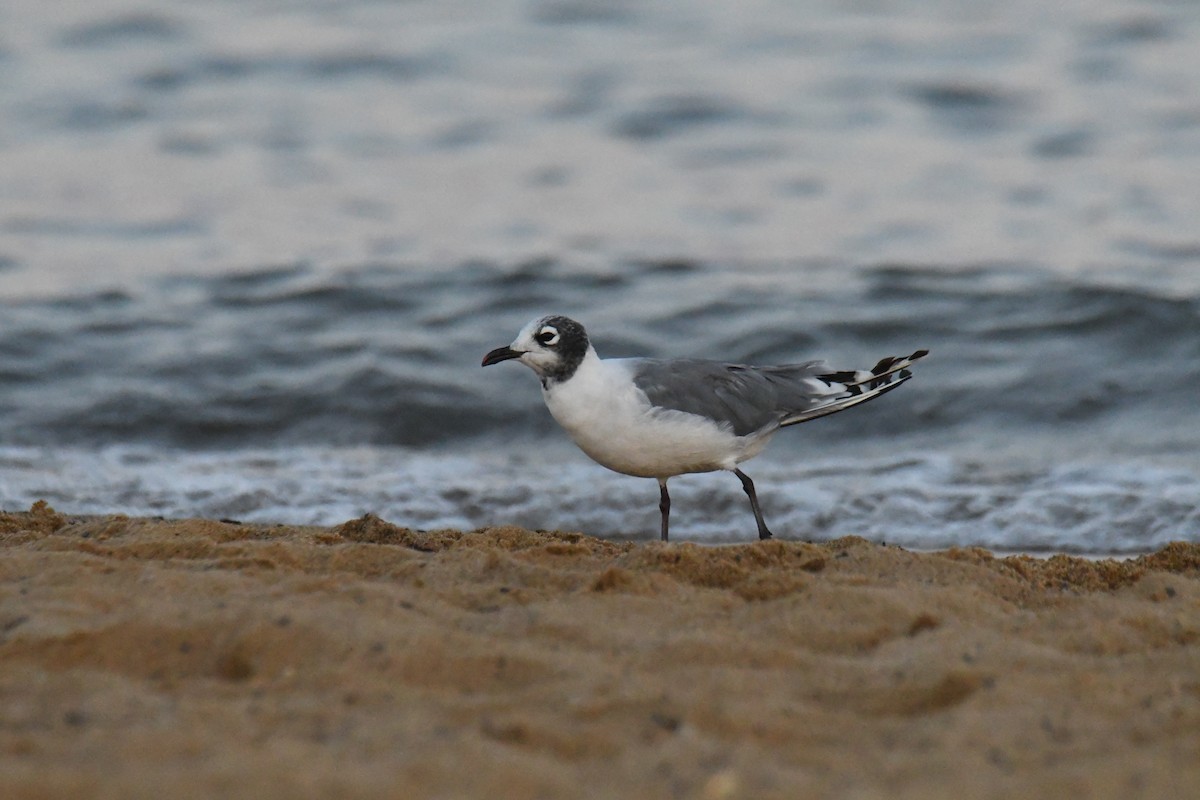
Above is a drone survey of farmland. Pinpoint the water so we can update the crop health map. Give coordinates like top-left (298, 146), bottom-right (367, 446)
top-left (1, 0), bottom-right (1198, 552)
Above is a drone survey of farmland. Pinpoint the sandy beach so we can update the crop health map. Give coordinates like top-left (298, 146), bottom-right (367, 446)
top-left (0, 501), bottom-right (1197, 798)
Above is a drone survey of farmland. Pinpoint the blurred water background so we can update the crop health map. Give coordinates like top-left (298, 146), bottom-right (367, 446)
top-left (1, 0), bottom-right (1198, 552)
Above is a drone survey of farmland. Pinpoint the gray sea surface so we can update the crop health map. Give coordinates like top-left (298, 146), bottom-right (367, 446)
top-left (1, 0), bottom-right (1198, 552)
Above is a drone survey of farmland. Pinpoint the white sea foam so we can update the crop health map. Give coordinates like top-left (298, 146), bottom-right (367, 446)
top-left (2, 446), bottom-right (1194, 554)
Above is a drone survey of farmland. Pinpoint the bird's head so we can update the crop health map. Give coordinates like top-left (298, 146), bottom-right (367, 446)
top-left (481, 315), bottom-right (591, 384)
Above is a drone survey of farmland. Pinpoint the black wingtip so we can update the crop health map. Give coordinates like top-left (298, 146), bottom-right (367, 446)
top-left (910, 349), bottom-right (930, 360)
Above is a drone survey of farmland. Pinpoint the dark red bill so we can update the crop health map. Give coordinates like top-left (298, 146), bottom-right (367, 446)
top-left (481, 346), bottom-right (523, 366)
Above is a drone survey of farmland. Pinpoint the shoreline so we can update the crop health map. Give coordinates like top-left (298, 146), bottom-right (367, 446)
top-left (2, 502), bottom-right (1198, 798)
top-left (5, 500), bottom-right (1186, 562)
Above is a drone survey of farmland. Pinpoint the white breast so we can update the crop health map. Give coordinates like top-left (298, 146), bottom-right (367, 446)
top-left (541, 353), bottom-right (770, 479)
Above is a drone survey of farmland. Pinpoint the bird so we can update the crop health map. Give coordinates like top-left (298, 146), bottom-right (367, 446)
top-left (482, 315), bottom-right (927, 542)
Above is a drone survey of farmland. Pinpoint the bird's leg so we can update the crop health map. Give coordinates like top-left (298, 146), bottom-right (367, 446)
top-left (658, 479), bottom-right (670, 542)
top-left (734, 468), bottom-right (773, 540)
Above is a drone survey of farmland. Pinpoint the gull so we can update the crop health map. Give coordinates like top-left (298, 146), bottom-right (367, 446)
top-left (482, 315), bottom-right (927, 541)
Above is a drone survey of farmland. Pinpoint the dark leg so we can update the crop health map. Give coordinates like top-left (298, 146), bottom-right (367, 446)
top-left (658, 479), bottom-right (670, 542)
top-left (734, 468), bottom-right (773, 540)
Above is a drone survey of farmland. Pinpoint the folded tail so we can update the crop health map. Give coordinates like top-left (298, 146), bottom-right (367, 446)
top-left (780, 349), bottom-right (929, 427)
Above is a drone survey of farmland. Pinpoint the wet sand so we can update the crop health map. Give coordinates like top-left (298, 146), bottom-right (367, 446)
top-left (1, 501), bottom-right (1198, 799)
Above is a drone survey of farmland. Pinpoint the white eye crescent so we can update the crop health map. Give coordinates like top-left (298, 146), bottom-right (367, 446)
top-left (536, 327), bottom-right (560, 346)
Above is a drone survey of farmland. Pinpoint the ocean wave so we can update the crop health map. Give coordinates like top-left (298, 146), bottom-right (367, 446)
top-left (0, 262), bottom-right (1195, 456)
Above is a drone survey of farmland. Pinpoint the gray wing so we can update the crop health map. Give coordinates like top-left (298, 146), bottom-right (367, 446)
top-left (626, 350), bottom-right (928, 437)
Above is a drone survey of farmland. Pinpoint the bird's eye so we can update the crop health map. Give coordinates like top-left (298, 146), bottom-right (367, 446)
top-left (536, 327), bottom-right (560, 346)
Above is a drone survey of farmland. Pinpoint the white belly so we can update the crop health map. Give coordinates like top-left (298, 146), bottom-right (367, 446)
top-left (542, 361), bottom-right (769, 479)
